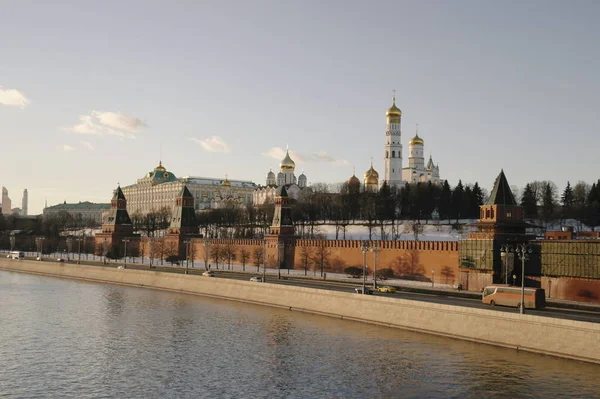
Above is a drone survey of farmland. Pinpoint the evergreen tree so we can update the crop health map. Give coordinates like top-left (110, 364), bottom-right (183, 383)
top-left (541, 182), bottom-right (556, 224)
top-left (438, 180), bottom-right (452, 220)
top-left (461, 185), bottom-right (473, 219)
top-left (451, 180), bottom-right (464, 221)
top-left (560, 181), bottom-right (574, 219)
top-left (399, 183), bottom-right (411, 219)
top-left (520, 183), bottom-right (538, 219)
top-left (586, 182), bottom-right (600, 231)
top-left (471, 182), bottom-right (484, 218)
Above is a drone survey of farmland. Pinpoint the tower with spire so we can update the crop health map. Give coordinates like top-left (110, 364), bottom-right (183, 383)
top-left (265, 185), bottom-right (299, 271)
top-left (383, 91), bottom-right (403, 189)
top-left (95, 185), bottom-right (138, 258)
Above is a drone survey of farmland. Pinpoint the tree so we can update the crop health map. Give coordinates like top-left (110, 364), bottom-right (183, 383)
top-left (311, 242), bottom-right (331, 277)
top-left (520, 183), bottom-right (538, 219)
top-left (450, 180), bottom-right (464, 221)
top-left (210, 244), bottom-right (223, 269)
top-left (471, 182), bottom-right (484, 218)
top-left (164, 241), bottom-right (179, 264)
top-left (299, 246), bottom-right (313, 276)
top-left (560, 181), bottom-right (574, 220)
top-left (222, 242), bottom-right (237, 270)
top-left (438, 180), bottom-right (452, 220)
top-left (239, 248), bottom-right (250, 271)
top-left (252, 246), bottom-right (265, 272)
top-left (541, 182), bottom-right (557, 226)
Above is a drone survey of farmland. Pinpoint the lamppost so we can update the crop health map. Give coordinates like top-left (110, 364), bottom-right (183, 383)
top-left (66, 237), bottom-right (73, 262)
top-left (262, 239), bottom-right (267, 282)
top-left (183, 239), bottom-right (191, 275)
top-left (203, 238), bottom-right (210, 270)
top-left (371, 242), bottom-right (380, 290)
top-left (361, 241), bottom-right (369, 294)
top-left (103, 238), bottom-right (108, 264)
top-left (10, 235), bottom-right (15, 252)
top-left (76, 237), bottom-right (83, 264)
top-left (431, 269), bottom-right (435, 288)
top-left (122, 238), bottom-right (130, 269)
top-left (501, 243), bottom-right (532, 314)
top-left (277, 241), bottom-right (283, 280)
top-left (36, 237), bottom-right (45, 260)
top-left (500, 244), bottom-right (511, 284)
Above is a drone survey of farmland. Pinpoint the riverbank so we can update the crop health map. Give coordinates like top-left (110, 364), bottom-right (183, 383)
top-left (2, 258), bottom-right (599, 365)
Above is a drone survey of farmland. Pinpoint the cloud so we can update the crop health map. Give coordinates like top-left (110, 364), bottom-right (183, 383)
top-left (262, 146), bottom-right (348, 166)
top-left (0, 86), bottom-right (29, 108)
top-left (189, 136), bottom-right (231, 153)
top-left (65, 111), bottom-right (146, 139)
top-left (81, 141), bottom-right (94, 150)
top-left (61, 144), bottom-right (75, 152)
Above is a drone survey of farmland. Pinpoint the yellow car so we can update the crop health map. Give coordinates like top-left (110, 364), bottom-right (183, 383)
top-left (378, 286), bottom-right (397, 293)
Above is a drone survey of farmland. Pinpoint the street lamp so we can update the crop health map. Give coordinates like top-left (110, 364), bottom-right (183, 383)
top-left (75, 237), bottom-right (83, 264)
top-left (500, 244), bottom-right (512, 284)
top-left (501, 243), bottom-right (532, 314)
top-left (361, 241), bottom-right (369, 294)
top-left (122, 238), bottom-right (130, 269)
top-left (431, 269), bottom-right (435, 288)
top-left (36, 237), bottom-right (45, 260)
top-left (277, 241), bottom-right (283, 280)
top-left (203, 238), bottom-right (211, 270)
top-left (66, 237), bottom-right (73, 262)
top-left (10, 235), bottom-right (15, 252)
top-left (262, 239), bottom-right (267, 282)
top-left (371, 242), bottom-right (380, 290)
top-left (103, 238), bottom-right (108, 265)
top-left (183, 240), bottom-right (191, 274)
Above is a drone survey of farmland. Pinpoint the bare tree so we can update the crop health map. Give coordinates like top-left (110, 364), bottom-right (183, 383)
top-left (164, 240), bottom-right (179, 265)
top-left (311, 241), bottom-right (331, 277)
top-left (299, 246), bottom-right (313, 276)
top-left (222, 242), bottom-right (237, 270)
top-left (188, 242), bottom-right (197, 268)
top-left (210, 243), bottom-right (223, 269)
top-left (404, 221), bottom-right (423, 241)
top-left (155, 239), bottom-right (165, 265)
top-left (239, 248), bottom-right (250, 271)
top-left (253, 246), bottom-right (265, 272)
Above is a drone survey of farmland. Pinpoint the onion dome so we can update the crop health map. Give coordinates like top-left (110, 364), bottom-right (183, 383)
top-left (348, 173), bottom-right (360, 186)
top-left (222, 175), bottom-right (231, 187)
top-left (386, 95), bottom-right (402, 118)
top-left (409, 133), bottom-right (424, 146)
top-left (364, 163), bottom-right (379, 185)
top-left (280, 150), bottom-right (296, 171)
top-left (267, 169), bottom-right (275, 179)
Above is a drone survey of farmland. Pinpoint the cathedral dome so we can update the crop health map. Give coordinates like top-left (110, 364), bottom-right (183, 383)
top-left (222, 176), bottom-right (231, 187)
top-left (409, 133), bottom-right (424, 146)
top-left (280, 150), bottom-right (296, 171)
top-left (348, 174), bottom-right (360, 186)
top-left (364, 164), bottom-right (379, 185)
top-left (267, 170), bottom-right (275, 179)
top-left (386, 99), bottom-right (402, 118)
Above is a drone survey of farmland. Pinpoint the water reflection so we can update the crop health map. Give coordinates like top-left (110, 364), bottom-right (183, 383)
top-left (1, 270), bottom-right (599, 399)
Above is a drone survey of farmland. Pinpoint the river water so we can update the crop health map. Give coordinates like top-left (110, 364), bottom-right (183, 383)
top-left (1, 270), bottom-right (599, 399)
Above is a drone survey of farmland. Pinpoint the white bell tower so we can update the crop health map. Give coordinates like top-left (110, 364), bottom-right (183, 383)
top-left (383, 91), bottom-right (403, 189)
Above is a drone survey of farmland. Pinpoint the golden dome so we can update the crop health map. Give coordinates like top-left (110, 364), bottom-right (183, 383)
top-left (409, 133), bottom-right (424, 146)
top-left (155, 161), bottom-right (166, 172)
top-left (222, 175), bottom-right (231, 187)
top-left (386, 95), bottom-right (402, 118)
top-left (348, 174), bottom-right (360, 186)
top-left (280, 150), bottom-right (296, 171)
top-left (364, 163), bottom-right (379, 185)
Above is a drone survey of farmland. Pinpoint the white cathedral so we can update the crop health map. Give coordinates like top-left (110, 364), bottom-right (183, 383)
top-left (351, 94), bottom-right (442, 190)
top-left (253, 149), bottom-right (310, 205)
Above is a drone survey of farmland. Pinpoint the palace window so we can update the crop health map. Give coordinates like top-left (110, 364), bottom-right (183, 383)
top-left (392, 151), bottom-right (395, 158)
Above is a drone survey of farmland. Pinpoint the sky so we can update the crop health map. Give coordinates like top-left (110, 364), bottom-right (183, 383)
top-left (1, 0), bottom-right (599, 215)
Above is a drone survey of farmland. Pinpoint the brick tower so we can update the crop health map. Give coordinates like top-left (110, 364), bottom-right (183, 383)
top-left (95, 185), bottom-right (137, 258)
top-left (165, 185), bottom-right (200, 259)
top-left (265, 185), bottom-right (298, 271)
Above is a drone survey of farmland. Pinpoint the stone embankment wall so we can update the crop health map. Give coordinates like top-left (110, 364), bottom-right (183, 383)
top-left (2, 259), bottom-right (599, 365)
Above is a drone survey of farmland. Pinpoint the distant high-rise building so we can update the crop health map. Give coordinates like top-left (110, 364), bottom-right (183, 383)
top-left (22, 189), bottom-right (28, 216)
top-left (2, 187), bottom-right (12, 215)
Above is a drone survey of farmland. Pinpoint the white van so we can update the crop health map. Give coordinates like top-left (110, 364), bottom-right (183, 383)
top-left (10, 251), bottom-right (25, 260)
